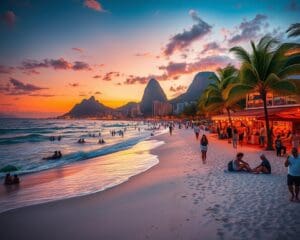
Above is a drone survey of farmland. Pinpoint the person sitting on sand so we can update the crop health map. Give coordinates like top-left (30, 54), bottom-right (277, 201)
top-left (13, 174), bottom-right (20, 184)
top-left (252, 154), bottom-right (271, 174)
top-left (285, 147), bottom-right (300, 202)
top-left (4, 173), bottom-right (13, 185)
top-left (232, 152), bottom-right (252, 172)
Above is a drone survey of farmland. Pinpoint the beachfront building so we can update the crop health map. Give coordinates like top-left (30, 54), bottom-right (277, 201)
top-left (212, 92), bottom-right (300, 145)
top-left (152, 101), bottom-right (173, 117)
top-left (173, 101), bottom-right (197, 115)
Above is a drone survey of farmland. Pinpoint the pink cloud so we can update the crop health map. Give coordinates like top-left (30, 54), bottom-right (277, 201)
top-left (72, 47), bottom-right (84, 53)
top-left (84, 0), bottom-right (105, 12)
top-left (0, 78), bottom-right (48, 95)
top-left (228, 14), bottom-right (268, 44)
top-left (102, 71), bottom-right (120, 81)
top-left (0, 65), bottom-right (15, 74)
top-left (200, 42), bottom-right (227, 54)
top-left (163, 10), bottom-right (212, 56)
top-left (124, 55), bottom-right (234, 85)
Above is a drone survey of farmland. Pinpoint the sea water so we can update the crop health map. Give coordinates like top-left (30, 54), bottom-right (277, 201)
top-left (0, 119), bottom-right (166, 213)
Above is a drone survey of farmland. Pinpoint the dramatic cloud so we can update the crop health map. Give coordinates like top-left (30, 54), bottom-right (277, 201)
top-left (163, 10), bottom-right (212, 56)
top-left (72, 47), bottom-right (84, 53)
top-left (228, 14), bottom-right (268, 44)
top-left (83, 0), bottom-right (105, 12)
top-left (169, 85), bottom-right (187, 92)
top-left (201, 42), bottom-right (227, 54)
top-left (159, 62), bottom-right (187, 77)
top-left (94, 91), bottom-right (102, 95)
top-left (20, 58), bottom-right (91, 71)
top-left (124, 55), bottom-right (233, 85)
top-left (102, 71), bottom-right (120, 81)
top-left (0, 78), bottom-right (48, 95)
top-left (0, 65), bottom-right (14, 74)
top-left (1, 11), bottom-right (16, 27)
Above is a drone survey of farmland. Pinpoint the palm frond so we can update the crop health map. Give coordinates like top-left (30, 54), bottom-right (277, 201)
top-left (286, 23), bottom-right (300, 38)
top-left (230, 46), bottom-right (251, 63)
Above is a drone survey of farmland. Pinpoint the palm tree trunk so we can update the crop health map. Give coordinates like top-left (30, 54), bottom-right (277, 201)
top-left (262, 91), bottom-right (274, 150)
top-left (226, 108), bottom-right (233, 126)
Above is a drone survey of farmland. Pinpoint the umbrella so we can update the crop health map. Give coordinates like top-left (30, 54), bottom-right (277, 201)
top-left (0, 165), bottom-right (19, 173)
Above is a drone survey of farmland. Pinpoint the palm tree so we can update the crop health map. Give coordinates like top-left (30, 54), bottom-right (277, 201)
top-left (199, 64), bottom-right (240, 126)
top-left (287, 23), bottom-right (300, 38)
top-left (229, 36), bottom-right (300, 150)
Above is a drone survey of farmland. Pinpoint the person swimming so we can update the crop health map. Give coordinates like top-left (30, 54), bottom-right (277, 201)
top-left (43, 151), bottom-right (62, 160)
top-left (78, 138), bottom-right (85, 143)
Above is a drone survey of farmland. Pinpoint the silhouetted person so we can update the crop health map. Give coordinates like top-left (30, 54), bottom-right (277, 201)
top-left (4, 173), bottom-right (13, 185)
top-left (13, 174), bottom-right (20, 184)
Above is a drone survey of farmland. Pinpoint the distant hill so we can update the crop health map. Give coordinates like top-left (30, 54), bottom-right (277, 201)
top-left (140, 78), bottom-right (167, 116)
top-left (63, 96), bottom-right (112, 118)
top-left (116, 102), bottom-right (138, 112)
top-left (170, 71), bottom-right (215, 104)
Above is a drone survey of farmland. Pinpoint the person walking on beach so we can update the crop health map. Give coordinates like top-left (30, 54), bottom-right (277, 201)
top-left (259, 125), bottom-right (266, 147)
top-left (226, 126), bottom-right (232, 143)
top-left (232, 127), bottom-right (238, 149)
top-left (200, 134), bottom-right (208, 164)
top-left (194, 124), bottom-right (200, 140)
top-left (169, 124), bottom-right (173, 136)
top-left (285, 147), bottom-right (300, 202)
top-left (275, 135), bottom-right (286, 157)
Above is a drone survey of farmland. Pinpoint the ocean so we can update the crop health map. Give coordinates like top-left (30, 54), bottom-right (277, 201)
top-left (0, 119), bottom-right (166, 213)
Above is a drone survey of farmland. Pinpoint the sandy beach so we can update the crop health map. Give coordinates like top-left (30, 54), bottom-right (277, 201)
top-left (0, 128), bottom-right (300, 240)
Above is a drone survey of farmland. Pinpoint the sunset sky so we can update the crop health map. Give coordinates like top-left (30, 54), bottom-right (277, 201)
top-left (0, 0), bottom-right (299, 117)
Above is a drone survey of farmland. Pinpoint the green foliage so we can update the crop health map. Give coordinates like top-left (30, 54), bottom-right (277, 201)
top-left (229, 35), bottom-right (300, 150)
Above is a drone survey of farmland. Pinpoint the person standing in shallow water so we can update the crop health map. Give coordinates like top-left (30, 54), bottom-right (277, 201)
top-left (200, 134), bottom-right (208, 164)
top-left (285, 147), bottom-right (300, 202)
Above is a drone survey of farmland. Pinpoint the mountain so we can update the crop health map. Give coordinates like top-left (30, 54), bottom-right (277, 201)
top-left (63, 96), bottom-right (112, 118)
top-left (116, 102), bottom-right (138, 112)
top-left (140, 78), bottom-right (167, 116)
top-left (170, 71), bottom-right (215, 104)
